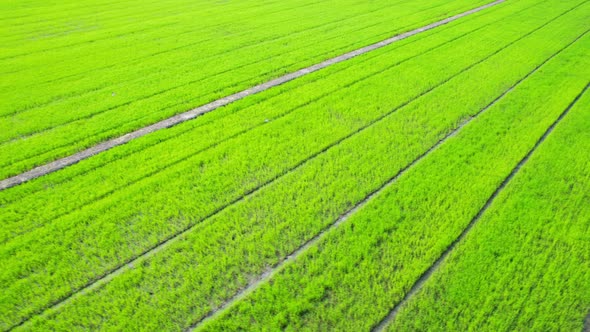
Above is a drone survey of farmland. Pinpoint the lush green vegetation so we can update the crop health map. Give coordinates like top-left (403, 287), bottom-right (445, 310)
top-left (387, 87), bottom-right (590, 332)
top-left (4, 0), bottom-right (585, 328)
top-left (199, 30), bottom-right (590, 331)
top-left (1, 0), bottom-right (588, 331)
top-left (1, 0), bottom-right (538, 243)
top-left (0, 0), bottom-right (491, 179)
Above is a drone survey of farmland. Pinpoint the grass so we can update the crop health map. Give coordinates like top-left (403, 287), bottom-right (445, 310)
top-left (386, 86), bottom-right (590, 332)
top-left (0, 0), bottom-right (492, 179)
top-left (197, 28), bottom-right (590, 332)
top-left (4, 1), bottom-right (584, 328)
top-left (1, 0), bottom-right (588, 330)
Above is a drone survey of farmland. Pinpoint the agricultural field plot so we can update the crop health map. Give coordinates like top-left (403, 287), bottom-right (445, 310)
top-left (0, 0), bottom-right (589, 331)
top-left (0, 0), bottom-right (493, 179)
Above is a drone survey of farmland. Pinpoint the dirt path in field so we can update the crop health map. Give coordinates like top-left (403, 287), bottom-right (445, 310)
top-left (0, 0), bottom-right (505, 191)
top-left (371, 83), bottom-right (590, 332)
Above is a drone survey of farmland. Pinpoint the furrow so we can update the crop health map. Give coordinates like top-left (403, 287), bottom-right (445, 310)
top-left (8, 43), bottom-right (493, 329)
top-left (0, 8), bottom-right (446, 140)
top-left (0, 0), bottom-right (547, 205)
top-left (1, 0), bottom-right (402, 77)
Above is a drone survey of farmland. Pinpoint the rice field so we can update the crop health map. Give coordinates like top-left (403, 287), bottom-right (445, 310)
top-left (0, 0), bottom-right (589, 331)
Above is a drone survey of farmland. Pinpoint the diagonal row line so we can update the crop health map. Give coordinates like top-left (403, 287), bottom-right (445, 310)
top-left (0, 0), bottom-right (396, 61)
top-left (0, 0), bottom-right (404, 111)
top-left (0, 0), bottom-right (512, 182)
top-left (8, 46), bottom-right (490, 332)
top-left (371, 82), bottom-right (590, 332)
top-left (2, 0), bottom-right (403, 77)
top-left (0, 0), bottom-right (549, 209)
top-left (0, 0), bottom-right (504, 191)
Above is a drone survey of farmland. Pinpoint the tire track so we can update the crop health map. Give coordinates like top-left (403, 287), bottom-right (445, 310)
top-left (371, 82), bottom-right (590, 332)
top-left (0, 0), bottom-right (506, 191)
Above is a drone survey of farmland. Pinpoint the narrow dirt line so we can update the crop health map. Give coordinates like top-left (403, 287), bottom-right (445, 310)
top-left (371, 82), bottom-right (590, 332)
top-left (185, 52), bottom-right (542, 332)
top-left (0, 0), bottom-right (504, 191)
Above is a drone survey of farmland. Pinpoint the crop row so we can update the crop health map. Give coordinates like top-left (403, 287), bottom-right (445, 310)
top-left (387, 84), bottom-right (590, 331)
top-left (0, 0), bottom-right (495, 178)
top-left (0, 0), bottom-right (532, 194)
top-left (1, 0), bottom-right (576, 272)
top-left (1, 0), bottom-right (364, 55)
top-left (0, 0), bottom-right (483, 123)
top-left (1, 0), bottom-right (324, 53)
top-left (3, 1), bottom-right (588, 329)
top-left (0, 0), bottom-right (546, 239)
top-left (0, 0), bottom-right (551, 239)
top-left (1, 0), bottom-right (401, 87)
top-left (198, 34), bottom-right (590, 331)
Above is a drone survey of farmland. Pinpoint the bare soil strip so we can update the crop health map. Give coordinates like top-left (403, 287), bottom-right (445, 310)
top-left (371, 83), bottom-right (590, 332)
top-left (0, 0), bottom-right (504, 191)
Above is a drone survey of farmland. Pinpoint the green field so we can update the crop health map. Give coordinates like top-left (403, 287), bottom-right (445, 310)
top-left (1, 0), bottom-right (589, 331)
top-left (0, 0), bottom-right (491, 179)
